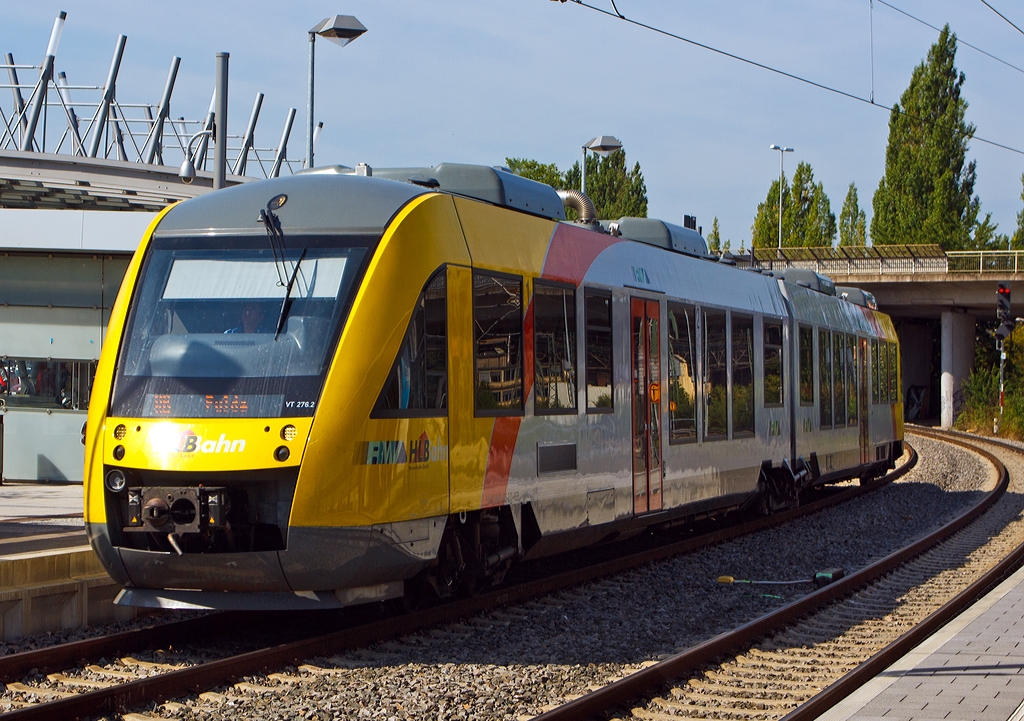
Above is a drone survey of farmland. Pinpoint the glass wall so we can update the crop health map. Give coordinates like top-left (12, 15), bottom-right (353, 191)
top-left (0, 359), bottom-right (96, 411)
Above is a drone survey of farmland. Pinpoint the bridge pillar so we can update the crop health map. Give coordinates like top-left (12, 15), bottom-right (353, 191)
top-left (940, 310), bottom-right (976, 429)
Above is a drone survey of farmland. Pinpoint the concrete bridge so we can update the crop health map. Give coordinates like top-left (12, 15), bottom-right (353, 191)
top-left (753, 245), bottom-right (1022, 430)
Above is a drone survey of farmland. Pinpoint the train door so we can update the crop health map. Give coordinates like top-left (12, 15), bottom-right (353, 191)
top-left (630, 298), bottom-right (662, 514)
top-left (859, 337), bottom-right (870, 464)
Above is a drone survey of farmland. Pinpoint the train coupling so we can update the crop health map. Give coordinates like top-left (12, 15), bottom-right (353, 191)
top-left (125, 486), bottom-right (230, 535)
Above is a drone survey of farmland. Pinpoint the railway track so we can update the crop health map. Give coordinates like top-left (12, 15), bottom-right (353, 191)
top-left (0, 445), bottom-right (919, 720)
top-left (534, 427), bottom-right (1024, 721)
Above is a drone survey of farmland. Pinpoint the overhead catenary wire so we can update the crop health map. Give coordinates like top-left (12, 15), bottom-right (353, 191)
top-left (554, 0), bottom-right (1024, 157)
top-left (877, 0), bottom-right (1024, 76)
top-left (978, 0), bottom-right (1024, 38)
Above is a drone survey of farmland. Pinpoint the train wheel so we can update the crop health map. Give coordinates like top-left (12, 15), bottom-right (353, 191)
top-left (757, 466), bottom-right (800, 515)
top-left (430, 527), bottom-right (464, 599)
top-left (400, 577), bottom-right (429, 612)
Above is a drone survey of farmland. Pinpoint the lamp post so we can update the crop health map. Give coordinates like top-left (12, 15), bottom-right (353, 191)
top-left (769, 145), bottom-right (793, 250)
top-left (581, 135), bottom-right (622, 194)
top-left (306, 15), bottom-right (366, 169)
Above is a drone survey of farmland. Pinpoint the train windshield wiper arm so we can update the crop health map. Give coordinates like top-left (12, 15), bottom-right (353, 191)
top-left (258, 202), bottom-right (289, 287)
top-left (274, 248), bottom-right (307, 340)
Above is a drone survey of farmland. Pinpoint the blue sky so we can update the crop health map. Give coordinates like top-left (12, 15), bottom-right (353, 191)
top-left (4, 1), bottom-right (1023, 247)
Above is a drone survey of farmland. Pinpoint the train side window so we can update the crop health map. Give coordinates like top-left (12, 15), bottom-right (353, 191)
top-left (668, 303), bottom-right (697, 443)
top-left (534, 282), bottom-right (577, 414)
top-left (799, 325), bottom-right (814, 406)
top-left (763, 320), bottom-right (784, 407)
top-left (846, 334), bottom-right (858, 426)
top-left (880, 339), bottom-right (890, 403)
top-left (870, 339), bottom-right (880, 404)
top-left (819, 329), bottom-right (832, 428)
top-left (704, 309), bottom-right (728, 439)
top-left (473, 272), bottom-right (523, 415)
top-left (888, 342), bottom-right (899, 403)
top-left (833, 332), bottom-right (846, 425)
top-left (732, 314), bottom-right (755, 436)
top-left (373, 271), bottom-right (447, 416)
top-left (585, 289), bottom-right (613, 412)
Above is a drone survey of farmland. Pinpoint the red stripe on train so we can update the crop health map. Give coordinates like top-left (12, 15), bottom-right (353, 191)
top-left (480, 222), bottom-right (620, 508)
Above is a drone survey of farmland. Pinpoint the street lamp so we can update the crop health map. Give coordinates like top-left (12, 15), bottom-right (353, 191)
top-left (306, 15), bottom-right (367, 169)
top-left (581, 135), bottom-right (622, 194)
top-left (769, 144), bottom-right (794, 250)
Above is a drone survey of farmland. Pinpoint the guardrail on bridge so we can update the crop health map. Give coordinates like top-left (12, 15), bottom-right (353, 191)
top-left (748, 245), bottom-right (1024, 276)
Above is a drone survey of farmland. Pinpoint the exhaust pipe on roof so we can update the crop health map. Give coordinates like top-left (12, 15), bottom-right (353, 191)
top-left (556, 189), bottom-right (597, 224)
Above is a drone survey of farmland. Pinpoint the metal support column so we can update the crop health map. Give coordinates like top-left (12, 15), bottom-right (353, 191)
top-left (214, 52), bottom-right (228, 190)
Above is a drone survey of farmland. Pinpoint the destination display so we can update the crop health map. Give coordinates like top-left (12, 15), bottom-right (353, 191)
top-left (143, 393), bottom-right (284, 418)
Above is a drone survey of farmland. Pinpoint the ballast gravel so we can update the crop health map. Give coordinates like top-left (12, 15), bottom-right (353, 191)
top-left (120, 434), bottom-right (994, 721)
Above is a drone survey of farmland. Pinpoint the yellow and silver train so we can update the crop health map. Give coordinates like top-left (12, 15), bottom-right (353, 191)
top-left (83, 163), bottom-right (903, 610)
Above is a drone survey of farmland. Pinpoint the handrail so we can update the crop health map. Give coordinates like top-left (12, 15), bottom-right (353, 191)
top-left (747, 248), bottom-right (1024, 276)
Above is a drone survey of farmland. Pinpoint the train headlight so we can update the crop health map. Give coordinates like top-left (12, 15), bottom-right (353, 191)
top-left (280, 424), bottom-right (297, 441)
top-left (113, 445), bottom-right (125, 461)
top-left (104, 469), bottom-right (127, 493)
top-left (274, 446), bottom-right (290, 462)
top-left (113, 424), bottom-right (127, 440)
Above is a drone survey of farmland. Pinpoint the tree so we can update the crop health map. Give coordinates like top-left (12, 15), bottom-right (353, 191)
top-left (751, 175), bottom-right (789, 250)
top-left (563, 149), bottom-right (647, 219)
top-left (750, 162), bottom-right (834, 248)
top-left (1013, 174), bottom-right (1024, 251)
top-left (506, 148), bottom-right (647, 220)
top-left (504, 158), bottom-right (563, 188)
top-left (839, 182), bottom-right (867, 246)
top-left (871, 26), bottom-right (982, 250)
top-left (974, 213), bottom-right (1007, 251)
top-left (787, 162), bottom-right (835, 247)
top-left (706, 217), bottom-right (721, 253)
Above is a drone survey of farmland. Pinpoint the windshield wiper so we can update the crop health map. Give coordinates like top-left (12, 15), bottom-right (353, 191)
top-left (258, 197), bottom-right (290, 287)
top-left (274, 248), bottom-right (307, 340)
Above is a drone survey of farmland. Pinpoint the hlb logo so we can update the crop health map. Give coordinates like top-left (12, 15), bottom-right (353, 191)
top-left (178, 431), bottom-right (246, 454)
top-left (366, 432), bottom-right (448, 465)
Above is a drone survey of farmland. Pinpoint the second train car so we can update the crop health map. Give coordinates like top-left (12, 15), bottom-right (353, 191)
top-left (83, 163), bottom-right (903, 609)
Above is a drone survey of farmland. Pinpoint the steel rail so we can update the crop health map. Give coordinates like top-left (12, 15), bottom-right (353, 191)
top-left (0, 447), bottom-right (917, 720)
top-left (780, 428), bottom-right (1024, 721)
top-left (532, 430), bottom-right (1005, 721)
top-left (0, 614), bottom-right (228, 682)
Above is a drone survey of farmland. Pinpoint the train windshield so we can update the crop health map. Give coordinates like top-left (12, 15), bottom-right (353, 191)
top-left (110, 235), bottom-right (371, 418)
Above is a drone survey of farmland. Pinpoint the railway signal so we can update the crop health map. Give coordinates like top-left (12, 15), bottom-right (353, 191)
top-left (997, 283), bottom-right (1012, 338)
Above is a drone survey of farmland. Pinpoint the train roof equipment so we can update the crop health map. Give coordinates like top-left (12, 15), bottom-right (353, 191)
top-left (305, 162), bottom-right (567, 221)
top-left (773, 268), bottom-right (837, 296)
top-left (835, 286), bottom-right (879, 309)
top-left (600, 217), bottom-right (709, 257)
top-left (165, 159), bottom-right (712, 266)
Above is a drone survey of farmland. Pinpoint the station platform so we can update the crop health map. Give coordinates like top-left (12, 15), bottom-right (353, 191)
top-left (0, 480), bottom-right (84, 521)
top-left (0, 481), bottom-right (132, 640)
top-left (822, 562), bottom-right (1024, 721)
